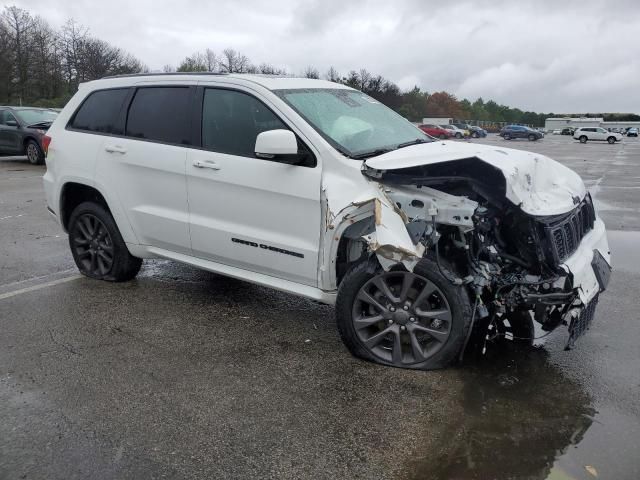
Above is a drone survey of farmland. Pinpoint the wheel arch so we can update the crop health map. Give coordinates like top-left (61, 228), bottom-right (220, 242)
top-left (22, 135), bottom-right (40, 152)
top-left (59, 182), bottom-right (110, 231)
top-left (58, 182), bottom-right (138, 244)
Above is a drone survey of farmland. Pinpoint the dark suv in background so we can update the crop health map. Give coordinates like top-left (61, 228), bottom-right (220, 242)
top-left (0, 107), bottom-right (58, 164)
top-left (499, 125), bottom-right (543, 141)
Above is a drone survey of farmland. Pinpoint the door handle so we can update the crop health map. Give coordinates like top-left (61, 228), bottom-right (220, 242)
top-left (193, 159), bottom-right (221, 170)
top-left (104, 144), bottom-right (127, 154)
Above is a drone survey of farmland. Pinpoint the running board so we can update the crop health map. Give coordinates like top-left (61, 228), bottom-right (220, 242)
top-left (146, 247), bottom-right (337, 305)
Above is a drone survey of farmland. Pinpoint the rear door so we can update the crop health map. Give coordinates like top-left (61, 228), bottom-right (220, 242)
top-left (92, 85), bottom-right (194, 254)
top-left (0, 110), bottom-right (22, 153)
top-left (186, 85), bottom-right (322, 286)
top-left (595, 128), bottom-right (608, 141)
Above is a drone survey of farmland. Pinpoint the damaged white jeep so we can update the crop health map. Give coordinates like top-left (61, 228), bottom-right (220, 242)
top-left (43, 74), bottom-right (611, 369)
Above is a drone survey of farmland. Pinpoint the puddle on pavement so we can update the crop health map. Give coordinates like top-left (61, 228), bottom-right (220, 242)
top-left (404, 347), bottom-right (598, 480)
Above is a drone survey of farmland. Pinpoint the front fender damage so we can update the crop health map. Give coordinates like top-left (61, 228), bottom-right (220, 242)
top-left (363, 197), bottom-right (425, 271)
top-left (321, 179), bottom-right (425, 290)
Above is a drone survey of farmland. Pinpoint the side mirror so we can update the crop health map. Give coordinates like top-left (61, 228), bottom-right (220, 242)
top-left (255, 129), bottom-right (298, 160)
top-left (5, 120), bottom-right (18, 127)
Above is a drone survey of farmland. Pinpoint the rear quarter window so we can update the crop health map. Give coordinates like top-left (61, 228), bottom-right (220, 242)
top-left (69, 88), bottom-right (129, 134)
top-left (125, 87), bottom-right (192, 145)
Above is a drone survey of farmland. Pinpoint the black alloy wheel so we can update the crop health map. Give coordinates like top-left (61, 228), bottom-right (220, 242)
top-left (68, 201), bottom-right (142, 281)
top-left (71, 213), bottom-right (115, 277)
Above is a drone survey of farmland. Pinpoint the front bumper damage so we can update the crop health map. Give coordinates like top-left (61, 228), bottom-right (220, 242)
top-left (558, 218), bottom-right (611, 347)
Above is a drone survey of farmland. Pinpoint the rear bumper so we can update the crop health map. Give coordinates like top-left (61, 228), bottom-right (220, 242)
top-left (560, 217), bottom-right (610, 305)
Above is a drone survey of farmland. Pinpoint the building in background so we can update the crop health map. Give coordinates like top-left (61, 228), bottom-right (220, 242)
top-left (544, 117), bottom-right (603, 132)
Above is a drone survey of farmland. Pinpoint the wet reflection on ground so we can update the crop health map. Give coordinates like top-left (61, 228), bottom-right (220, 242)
top-left (406, 347), bottom-right (596, 480)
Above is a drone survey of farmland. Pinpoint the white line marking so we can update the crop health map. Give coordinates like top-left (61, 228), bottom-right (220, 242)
top-left (0, 275), bottom-right (82, 301)
top-left (0, 214), bottom-right (24, 220)
top-left (1, 269), bottom-right (77, 289)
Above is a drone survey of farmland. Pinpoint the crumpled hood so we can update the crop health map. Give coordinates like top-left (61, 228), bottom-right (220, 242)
top-left (364, 141), bottom-right (586, 216)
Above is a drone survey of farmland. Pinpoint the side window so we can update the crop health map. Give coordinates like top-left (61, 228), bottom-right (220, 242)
top-left (0, 110), bottom-right (17, 126)
top-left (202, 88), bottom-right (287, 157)
top-left (126, 87), bottom-right (191, 145)
top-left (70, 88), bottom-right (129, 134)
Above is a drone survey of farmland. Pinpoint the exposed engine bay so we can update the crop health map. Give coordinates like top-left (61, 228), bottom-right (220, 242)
top-left (332, 155), bottom-right (610, 352)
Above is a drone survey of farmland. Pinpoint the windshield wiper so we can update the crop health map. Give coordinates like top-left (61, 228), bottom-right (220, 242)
top-left (396, 138), bottom-right (428, 149)
top-left (27, 121), bottom-right (52, 129)
top-left (351, 148), bottom-right (394, 160)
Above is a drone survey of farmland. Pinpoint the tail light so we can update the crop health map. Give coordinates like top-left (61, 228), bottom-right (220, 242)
top-left (42, 135), bottom-right (52, 156)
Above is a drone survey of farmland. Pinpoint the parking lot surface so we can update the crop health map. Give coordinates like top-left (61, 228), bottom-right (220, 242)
top-left (1, 134), bottom-right (639, 479)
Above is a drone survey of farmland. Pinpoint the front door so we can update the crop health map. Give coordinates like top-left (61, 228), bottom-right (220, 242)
top-left (186, 86), bottom-right (322, 287)
top-left (0, 110), bottom-right (22, 154)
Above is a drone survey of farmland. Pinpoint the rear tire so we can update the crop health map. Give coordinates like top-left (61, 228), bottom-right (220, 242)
top-left (68, 202), bottom-right (142, 282)
top-left (439, 134), bottom-right (447, 140)
top-left (607, 136), bottom-right (616, 144)
top-left (579, 136), bottom-right (588, 143)
top-left (455, 132), bottom-right (462, 139)
top-left (335, 257), bottom-right (472, 370)
top-left (504, 133), bottom-right (511, 140)
top-left (25, 139), bottom-right (44, 165)
top-left (471, 132), bottom-right (478, 138)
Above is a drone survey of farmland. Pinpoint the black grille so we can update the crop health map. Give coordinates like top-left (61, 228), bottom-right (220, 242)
top-left (545, 196), bottom-right (595, 264)
top-left (566, 295), bottom-right (599, 349)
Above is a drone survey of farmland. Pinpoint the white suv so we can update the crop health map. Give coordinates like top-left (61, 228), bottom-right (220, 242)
top-left (42, 74), bottom-right (611, 369)
top-left (574, 127), bottom-right (622, 144)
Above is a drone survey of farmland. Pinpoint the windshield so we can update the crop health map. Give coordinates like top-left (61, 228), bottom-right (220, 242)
top-left (274, 88), bottom-right (431, 158)
top-left (14, 108), bottom-right (58, 126)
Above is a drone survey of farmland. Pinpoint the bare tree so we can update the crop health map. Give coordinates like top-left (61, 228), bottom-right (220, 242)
top-left (258, 63), bottom-right (286, 75)
top-left (325, 66), bottom-right (340, 83)
top-left (358, 69), bottom-right (372, 91)
top-left (220, 48), bottom-right (250, 73)
top-left (162, 64), bottom-right (175, 73)
top-left (177, 52), bottom-right (207, 72)
top-left (303, 66), bottom-right (319, 79)
top-left (2, 6), bottom-right (35, 103)
top-left (204, 48), bottom-right (216, 72)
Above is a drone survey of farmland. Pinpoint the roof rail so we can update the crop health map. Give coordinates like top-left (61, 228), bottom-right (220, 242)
top-left (101, 72), bottom-right (229, 79)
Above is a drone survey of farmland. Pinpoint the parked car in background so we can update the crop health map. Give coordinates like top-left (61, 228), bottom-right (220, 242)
top-left (418, 124), bottom-right (452, 139)
top-left (627, 127), bottom-right (638, 137)
top-left (0, 106), bottom-right (58, 164)
top-left (561, 127), bottom-right (575, 136)
top-left (499, 125), bottom-right (543, 141)
top-left (574, 127), bottom-right (622, 144)
top-left (440, 124), bottom-right (468, 139)
top-left (468, 126), bottom-right (487, 138)
top-left (552, 128), bottom-right (562, 135)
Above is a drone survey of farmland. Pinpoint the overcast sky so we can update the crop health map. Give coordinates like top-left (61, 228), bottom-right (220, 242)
top-left (7, 0), bottom-right (639, 113)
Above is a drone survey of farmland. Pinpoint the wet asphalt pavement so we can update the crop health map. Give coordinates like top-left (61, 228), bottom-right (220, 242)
top-left (1, 134), bottom-right (639, 480)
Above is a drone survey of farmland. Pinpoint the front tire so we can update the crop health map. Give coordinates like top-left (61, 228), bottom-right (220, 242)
top-left (335, 258), bottom-right (472, 370)
top-left (503, 133), bottom-right (511, 140)
top-left (439, 134), bottom-right (447, 140)
top-left (579, 135), bottom-right (588, 143)
top-left (25, 139), bottom-right (44, 165)
top-left (68, 202), bottom-right (142, 282)
top-left (471, 132), bottom-right (478, 138)
top-left (455, 132), bottom-right (462, 139)
top-left (528, 134), bottom-right (536, 141)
